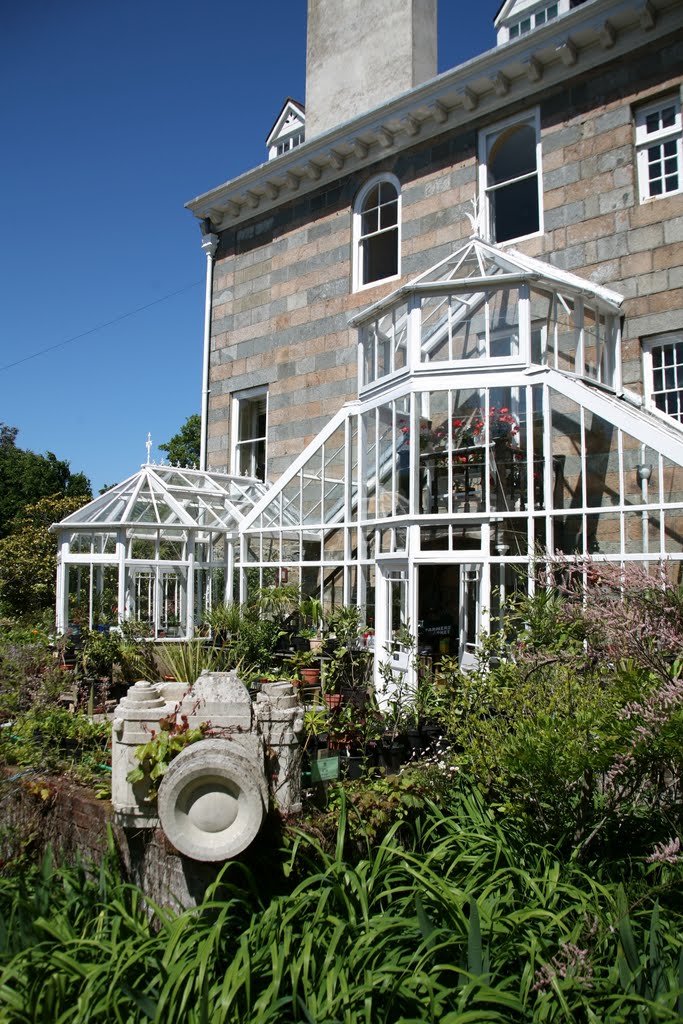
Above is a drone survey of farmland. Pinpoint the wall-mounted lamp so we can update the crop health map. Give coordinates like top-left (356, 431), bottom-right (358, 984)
top-left (636, 464), bottom-right (652, 483)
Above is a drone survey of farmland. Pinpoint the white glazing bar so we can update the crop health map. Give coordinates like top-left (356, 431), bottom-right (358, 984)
top-left (518, 283), bottom-right (530, 364)
top-left (409, 392), bottom-right (419, 516)
top-left (391, 402), bottom-right (397, 517)
top-left (186, 533), bottom-right (195, 637)
top-left (659, 452), bottom-right (665, 558)
top-left (614, 317), bottom-right (623, 394)
top-left (576, 297), bottom-right (585, 377)
top-left (226, 539), bottom-right (234, 605)
top-left (542, 383), bottom-right (553, 551)
top-left (447, 388), bottom-right (453, 514)
top-left (580, 405), bottom-right (587, 555)
top-left (525, 384), bottom-right (535, 562)
top-left (617, 429), bottom-right (626, 559)
top-left (408, 293), bottom-right (421, 369)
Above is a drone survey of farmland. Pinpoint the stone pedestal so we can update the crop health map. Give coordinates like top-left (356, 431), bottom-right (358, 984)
top-left (255, 681), bottom-right (305, 814)
top-left (112, 681), bottom-right (174, 828)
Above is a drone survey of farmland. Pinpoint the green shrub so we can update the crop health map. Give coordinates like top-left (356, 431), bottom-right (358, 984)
top-left (0, 787), bottom-right (680, 1023)
top-left (0, 707), bottom-right (111, 789)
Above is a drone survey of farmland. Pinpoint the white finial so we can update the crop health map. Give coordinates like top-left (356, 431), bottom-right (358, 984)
top-left (464, 196), bottom-right (483, 238)
top-left (145, 432), bottom-right (152, 464)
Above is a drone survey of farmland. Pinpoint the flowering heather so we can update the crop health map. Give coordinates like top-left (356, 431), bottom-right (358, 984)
top-left (533, 942), bottom-right (594, 992)
top-left (646, 836), bottom-right (681, 864)
top-left (538, 556), bottom-right (683, 682)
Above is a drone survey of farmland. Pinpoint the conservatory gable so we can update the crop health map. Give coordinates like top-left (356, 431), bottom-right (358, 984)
top-left (353, 237), bottom-right (624, 394)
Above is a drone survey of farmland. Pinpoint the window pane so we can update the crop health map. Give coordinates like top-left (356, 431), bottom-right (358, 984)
top-left (380, 200), bottom-right (398, 229)
top-left (361, 207), bottom-right (378, 234)
top-left (363, 227), bottom-right (398, 283)
top-left (491, 175), bottom-right (539, 243)
top-left (488, 124), bottom-right (536, 185)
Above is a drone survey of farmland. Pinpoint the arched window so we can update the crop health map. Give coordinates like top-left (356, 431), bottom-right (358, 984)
top-left (480, 112), bottom-right (542, 243)
top-left (354, 174), bottom-right (401, 290)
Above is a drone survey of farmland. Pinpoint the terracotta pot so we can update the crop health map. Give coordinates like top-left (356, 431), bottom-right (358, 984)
top-left (323, 692), bottom-right (342, 710)
top-left (299, 667), bottom-right (321, 686)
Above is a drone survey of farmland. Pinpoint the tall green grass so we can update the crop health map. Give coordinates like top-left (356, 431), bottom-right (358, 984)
top-left (0, 781), bottom-right (680, 1022)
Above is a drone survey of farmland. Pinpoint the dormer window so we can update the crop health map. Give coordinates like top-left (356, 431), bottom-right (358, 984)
top-left (508, 3), bottom-right (558, 38)
top-left (276, 131), bottom-right (304, 157)
top-left (266, 98), bottom-right (305, 162)
top-left (495, 0), bottom-right (568, 46)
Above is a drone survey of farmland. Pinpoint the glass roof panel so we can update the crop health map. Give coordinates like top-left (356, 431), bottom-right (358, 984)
top-left (54, 465), bottom-right (265, 533)
top-left (414, 239), bottom-right (524, 285)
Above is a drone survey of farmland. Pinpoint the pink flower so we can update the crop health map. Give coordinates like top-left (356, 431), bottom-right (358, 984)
top-left (646, 837), bottom-right (681, 865)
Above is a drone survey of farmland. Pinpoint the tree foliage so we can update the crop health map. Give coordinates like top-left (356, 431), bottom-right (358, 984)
top-left (0, 424), bottom-right (91, 539)
top-left (158, 413), bottom-right (200, 468)
top-left (0, 493), bottom-right (90, 618)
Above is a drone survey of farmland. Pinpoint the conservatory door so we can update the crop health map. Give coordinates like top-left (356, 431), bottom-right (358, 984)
top-left (417, 563), bottom-right (482, 671)
top-left (458, 564), bottom-right (481, 670)
top-left (128, 566), bottom-right (187, 638)
top-left (374, 561), bottom-right (411, 704)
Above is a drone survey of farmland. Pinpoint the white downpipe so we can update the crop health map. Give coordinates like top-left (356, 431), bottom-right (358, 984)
top-left (199, 232), bottom-right (218, 472)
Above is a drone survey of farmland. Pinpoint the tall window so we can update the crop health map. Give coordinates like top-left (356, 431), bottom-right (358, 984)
top-left (354, 174), bottom-right (401, 290)
top-left (480, 112), bottom-right (542, 244)
top-left (635, 96), bottom-right (682, 203)
top-left (643, 335), bottom-right (683, 423)
top-left (232, 387), bottom-right (267, 480)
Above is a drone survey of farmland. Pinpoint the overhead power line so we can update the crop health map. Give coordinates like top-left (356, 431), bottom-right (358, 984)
top-left (0, 279), bottom-right (203, 373)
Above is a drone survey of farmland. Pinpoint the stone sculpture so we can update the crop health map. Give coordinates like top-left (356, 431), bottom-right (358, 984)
top-left (112, 672), bottom-right (304, 862)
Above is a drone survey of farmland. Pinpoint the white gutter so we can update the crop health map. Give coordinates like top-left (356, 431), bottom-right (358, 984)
top-left (199, 232), bottom-right (218, 471)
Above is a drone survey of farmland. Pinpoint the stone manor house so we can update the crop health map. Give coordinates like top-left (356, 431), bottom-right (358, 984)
top-left (56, 0), bottom-right (683, 685)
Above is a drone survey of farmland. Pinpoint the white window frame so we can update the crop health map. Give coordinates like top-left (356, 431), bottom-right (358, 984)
top-left (498, 1), bottom-right (564, 46)
top-left (276, 131), bottom-right (304, 157)
top-left (643, 334), bottom-right (683, 426)
top-left (478, 108), bottom-right (543, 246)
top-left (231, 385), bottom-right (268, 480)
top-left (352, 173), bottom-right (402, 293)
top-left (635, 95), bottom-right (682, 204)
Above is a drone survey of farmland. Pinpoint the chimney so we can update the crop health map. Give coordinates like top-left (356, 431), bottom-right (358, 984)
top-left (305, 0), bottom-right (437, 141)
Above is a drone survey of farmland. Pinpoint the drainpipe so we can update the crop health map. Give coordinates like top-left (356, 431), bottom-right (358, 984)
top-left (199, 229), bottom-right (219, 472)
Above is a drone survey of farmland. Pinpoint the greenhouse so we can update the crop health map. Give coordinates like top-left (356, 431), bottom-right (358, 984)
top-left (52, 237), bottom-right (683, 688)
top-left (237, 237), bottom-right (683, 684)
top-left (53, 465), bottom-right (268, 639)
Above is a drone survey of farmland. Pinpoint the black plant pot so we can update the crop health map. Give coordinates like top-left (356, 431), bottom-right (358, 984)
top-left (405, 728), bottom-right (422, 759)
top-left (340, 683), bottom-right (367, 709)
top-left (419, 720), bottom-right (444, 750)
top-left (379, 735), bottom-right (406, 775)
top-left (323, 638), bottom-right (340, 659)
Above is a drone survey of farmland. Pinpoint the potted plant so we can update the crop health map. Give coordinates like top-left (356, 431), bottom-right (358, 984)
top-left (300, 596), bottom-right (325, 651)
top-left (290, 647), bottom-right (321, 687)
top-left (325, 606), bottom-right (372, 707)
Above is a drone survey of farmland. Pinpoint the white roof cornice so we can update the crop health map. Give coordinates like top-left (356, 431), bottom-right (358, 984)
top-left (186, 0), bottom-right (683, 232)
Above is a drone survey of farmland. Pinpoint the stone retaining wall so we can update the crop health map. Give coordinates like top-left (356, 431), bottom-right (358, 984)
top-left (0, 772), bottom-right (223, 909)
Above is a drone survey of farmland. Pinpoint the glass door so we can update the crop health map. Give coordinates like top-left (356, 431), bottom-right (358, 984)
top-left (375, 561), bottom-right (411, 704)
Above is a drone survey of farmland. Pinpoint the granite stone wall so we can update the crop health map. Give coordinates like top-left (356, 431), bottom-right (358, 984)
top-left (206, 37), bottom-right (683, 478)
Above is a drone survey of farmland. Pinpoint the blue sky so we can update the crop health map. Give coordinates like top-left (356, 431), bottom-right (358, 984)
top-left (1, 0), bottom-right (502, 494)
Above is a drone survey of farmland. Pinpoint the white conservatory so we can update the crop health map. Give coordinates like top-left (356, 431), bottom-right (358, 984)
top-left (53, 465), bottom-right (267, 638)
top-left (237, 237), bottom-right (683, 679)
top-left (54, 238), bottom-right (683, 686)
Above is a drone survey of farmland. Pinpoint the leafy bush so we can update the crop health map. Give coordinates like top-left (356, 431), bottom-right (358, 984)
top-left (0, 787), bottom-right (680, 1022)
top-left (437, 570), bottom-right (683, 860)
top-left (0, 707), bottom-right (111, 789)
top-left (0, 624), bottom-right (69, 719)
